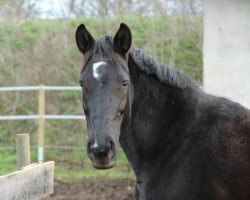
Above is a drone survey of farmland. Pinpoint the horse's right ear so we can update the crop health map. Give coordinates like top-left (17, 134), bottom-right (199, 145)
top-left (75, 24), bottom-right (95, 54)
top-left (113, 23), bottom-right (132, 56)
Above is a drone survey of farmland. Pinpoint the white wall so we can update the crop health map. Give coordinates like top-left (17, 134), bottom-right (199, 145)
top-left (203, 0), bottom-right (250, 109)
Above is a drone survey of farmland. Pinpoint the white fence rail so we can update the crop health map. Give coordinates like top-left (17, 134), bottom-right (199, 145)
top-left (0, 86), bottom-right (81, 91)
top-left (0, 115), bottom-right (85, 120)
top-left (0, 86), bottom-right (83, 121)
top-left (0, 85), bottom-right (85, 163)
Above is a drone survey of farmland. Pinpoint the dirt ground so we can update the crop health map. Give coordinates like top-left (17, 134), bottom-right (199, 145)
top-left (46, 179), bottom-right (135, 200)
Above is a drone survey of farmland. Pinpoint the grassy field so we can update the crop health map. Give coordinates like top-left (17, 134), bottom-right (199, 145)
top-left (0, 16), bottom-right (202, 181)
top-left (0, 120), bottom-right (134, 181)
top-left (0, 147), bottom-right (135, 181)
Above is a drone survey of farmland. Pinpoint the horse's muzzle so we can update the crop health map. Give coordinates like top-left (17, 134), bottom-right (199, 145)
top-left (87, 139), bottom-right (117, 169)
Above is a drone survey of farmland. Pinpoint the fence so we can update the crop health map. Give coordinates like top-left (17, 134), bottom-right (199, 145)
top-left (0, 133), bottom-right (54, 200)
top-left (0, 85), bottom-right (85, 163)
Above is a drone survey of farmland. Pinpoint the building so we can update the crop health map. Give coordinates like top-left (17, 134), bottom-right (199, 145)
top-left (203, 0), bottom-right (250, 108)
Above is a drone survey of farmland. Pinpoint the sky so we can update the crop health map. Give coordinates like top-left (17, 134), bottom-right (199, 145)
top-left (37, 0), bottom-right (69, 19)
top-left (35, 0), bottom-right (203, 19)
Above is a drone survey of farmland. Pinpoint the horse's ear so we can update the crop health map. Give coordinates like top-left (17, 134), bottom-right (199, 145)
top-left (113, 23), bottom-right (132, 55)
top-left (75, 24), bottom-right (95, 54)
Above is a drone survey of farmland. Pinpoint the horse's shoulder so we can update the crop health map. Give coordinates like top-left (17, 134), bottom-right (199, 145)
top-left (220, 114), bottom-right (250, 150)
top-left (196, 94), bottom-right (248, 124)
top-left (193, 95), bottom-right (250, 197)
top-left (191, 94), bottom-right (249, 145)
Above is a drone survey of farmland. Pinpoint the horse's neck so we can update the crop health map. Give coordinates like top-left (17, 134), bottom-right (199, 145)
top-left (120, 63), bottom-right (199, 174)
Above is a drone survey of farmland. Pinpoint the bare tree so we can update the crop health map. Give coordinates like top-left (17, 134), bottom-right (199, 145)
top-left (0, 0), bottom-right (39, 20)
top-left (66, 0), bottom-right (203, 18)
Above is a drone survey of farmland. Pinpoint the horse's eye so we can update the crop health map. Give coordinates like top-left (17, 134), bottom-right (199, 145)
top-left (122, 81), bottom-right (128, 87)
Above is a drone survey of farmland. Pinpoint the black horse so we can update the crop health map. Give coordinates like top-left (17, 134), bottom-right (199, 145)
top-left (75, 23), bottom-right (250, 200)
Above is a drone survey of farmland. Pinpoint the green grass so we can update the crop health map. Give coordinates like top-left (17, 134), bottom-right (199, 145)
top-left (0, 16), bottom-right (202, 84)
top-left (0, 148), bottom-right (134, 181)
top-left (53, 150), bottom-right (134, 181)
top-left (0, 120), bottom-right (134, 181)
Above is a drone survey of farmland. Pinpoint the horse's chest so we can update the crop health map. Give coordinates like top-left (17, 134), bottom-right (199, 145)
top-left (136, 180), bottom-right (146, 200)
top-left (135, 177), bottom-right (170, 200)
top-left (133, 160), bottom-right (208, 200)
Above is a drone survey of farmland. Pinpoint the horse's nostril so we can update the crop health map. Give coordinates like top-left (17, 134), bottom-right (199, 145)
top-left (87, 141), bottom-right (91, 149)
top-left (110, 140), bottom-right (116, 151)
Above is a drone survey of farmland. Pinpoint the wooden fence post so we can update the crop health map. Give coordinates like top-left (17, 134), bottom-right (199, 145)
top-left (38, 84), bottom-right (45, 163)
top-left (16, 134), bottom-right (30, 169)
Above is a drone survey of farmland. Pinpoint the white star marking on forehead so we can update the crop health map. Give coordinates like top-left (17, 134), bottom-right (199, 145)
top-left (93, 61), bottom-right (106, 79)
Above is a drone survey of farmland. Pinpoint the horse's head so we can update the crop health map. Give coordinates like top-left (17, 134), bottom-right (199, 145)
top-left (75, 23), bottom-right (132, 169)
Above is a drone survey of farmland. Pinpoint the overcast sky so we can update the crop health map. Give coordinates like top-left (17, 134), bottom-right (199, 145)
top-left (36, 0), bottom-right (203, 19)
top-left (38, 0), bottom-right (69, 19)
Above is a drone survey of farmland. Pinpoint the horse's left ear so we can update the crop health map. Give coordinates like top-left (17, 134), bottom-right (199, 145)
top-left (113, 23), bottom-right (132, 55)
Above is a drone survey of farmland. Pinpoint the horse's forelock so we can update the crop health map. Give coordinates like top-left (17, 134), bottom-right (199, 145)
top-left (80, 36), bottom-right (127, 72)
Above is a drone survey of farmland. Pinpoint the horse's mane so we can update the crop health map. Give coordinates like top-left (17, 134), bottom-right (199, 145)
top-left (88, 36), bottom-right (198, 89)
top-left (129, 49), bottom-right (198, 89)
